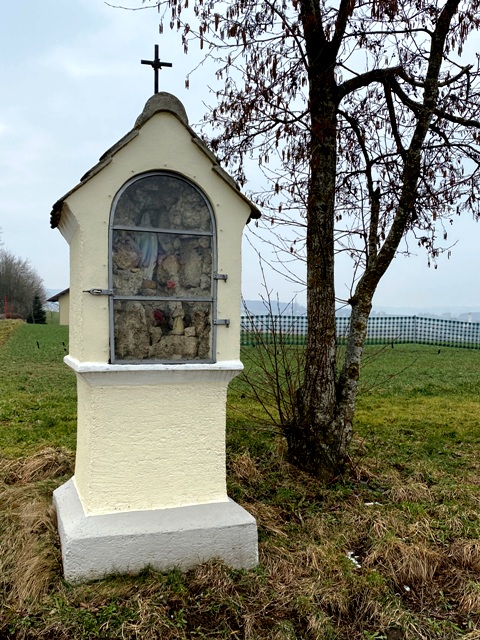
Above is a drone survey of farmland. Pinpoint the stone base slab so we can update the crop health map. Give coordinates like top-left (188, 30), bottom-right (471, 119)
top-left (53, 478), bottom-right (258, 584)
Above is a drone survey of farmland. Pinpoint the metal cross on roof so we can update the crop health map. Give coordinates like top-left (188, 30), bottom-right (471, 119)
top-left (141, 45), bottom-right (173, 94)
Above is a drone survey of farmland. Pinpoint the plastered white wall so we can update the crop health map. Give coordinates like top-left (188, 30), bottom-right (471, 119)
top-left (74, 368), bottom-right (237, 515)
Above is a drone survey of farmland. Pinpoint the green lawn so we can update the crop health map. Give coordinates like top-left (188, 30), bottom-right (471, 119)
top-left (1, 323), bottom-right (480, 639)
top-left (0, 322), bottom-right (75, 457)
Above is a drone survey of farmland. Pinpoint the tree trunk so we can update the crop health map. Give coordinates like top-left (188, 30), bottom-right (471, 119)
top-left (285, 60), bottom-right (345, 479)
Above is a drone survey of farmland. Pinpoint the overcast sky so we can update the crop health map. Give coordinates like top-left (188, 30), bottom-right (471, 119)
top-left (1, 0), bottom-right (479, 312)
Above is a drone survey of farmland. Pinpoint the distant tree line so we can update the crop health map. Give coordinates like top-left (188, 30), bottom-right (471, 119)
top-left (0, 247), bottom-right (46, 322)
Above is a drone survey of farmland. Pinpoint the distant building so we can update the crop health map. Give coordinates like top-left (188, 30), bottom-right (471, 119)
top-left (47, 288), bottom-right (70, 325)
top-left (459, 312), bottom-right (480, 322)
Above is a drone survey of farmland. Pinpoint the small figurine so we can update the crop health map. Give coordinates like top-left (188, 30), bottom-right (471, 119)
top-left (171, 302), bottom-right (185, 335)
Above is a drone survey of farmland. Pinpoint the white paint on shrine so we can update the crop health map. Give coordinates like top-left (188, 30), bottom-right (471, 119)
top-left (51, 92), bottom-right (259, 583)
top-left (73, 371), bottom-right (232, 513)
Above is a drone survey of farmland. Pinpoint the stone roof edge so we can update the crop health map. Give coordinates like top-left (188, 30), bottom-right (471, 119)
top-left (50, 95), bottom-right (261, 229)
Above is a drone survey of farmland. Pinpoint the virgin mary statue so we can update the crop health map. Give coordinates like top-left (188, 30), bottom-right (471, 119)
top-left (135, 208), bottom-right (158, 280)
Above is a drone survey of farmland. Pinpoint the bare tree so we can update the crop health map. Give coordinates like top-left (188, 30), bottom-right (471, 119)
top-left (121, 0), bottom-right (480, 479)
top-left (0, 249), bottom-right (46, 320)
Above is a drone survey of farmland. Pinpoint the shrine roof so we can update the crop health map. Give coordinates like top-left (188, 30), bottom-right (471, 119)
top-left (49, 92), bottom-right (261, 229)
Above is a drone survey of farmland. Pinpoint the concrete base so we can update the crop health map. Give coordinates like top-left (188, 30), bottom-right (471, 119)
top-left (53, 478), bottom-right (258, 584)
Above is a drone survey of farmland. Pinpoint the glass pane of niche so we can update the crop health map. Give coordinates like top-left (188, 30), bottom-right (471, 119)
top-left (112, 230), bottom-right (212, 298)
top-left (114, 174), bottom-right (213, 232)
top-left (113, 300), bottom-right (212, 362)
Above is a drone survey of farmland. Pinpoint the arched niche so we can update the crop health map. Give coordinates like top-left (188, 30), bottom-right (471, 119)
top-left (109, 172), bottom-right (216, 363)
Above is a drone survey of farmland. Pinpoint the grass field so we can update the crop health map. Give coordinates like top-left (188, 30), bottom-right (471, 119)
top-left (1, 322), bottom-right (480, 639)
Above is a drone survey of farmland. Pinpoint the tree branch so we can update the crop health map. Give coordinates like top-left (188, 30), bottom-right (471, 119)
top-left (262, 0), bottom-right (309, 72)
top-left (433, 108), bottom-right (480, 129)
top-left (338, 66), bottom-right (403, 100)
top-left (383, 81), bottom-right (407, 160)
top-left (338, 109), bottom-right (383, 264)
top-left (331, 0), bottom-right (355, 53)
top-left (438, 64), bottom-right (473, 87)
top-left (389, 76), bottom-right (422, 114)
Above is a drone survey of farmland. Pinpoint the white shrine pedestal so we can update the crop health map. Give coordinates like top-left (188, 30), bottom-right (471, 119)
top-left (53, 358), bottom-right (258, 583)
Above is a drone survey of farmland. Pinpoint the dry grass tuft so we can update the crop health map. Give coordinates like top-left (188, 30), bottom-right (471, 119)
top-left (449, 539), bottom-right (480, 572)
top-left (0, 448), bottom-right (71, 606)
top-left (0, 485), bottom-right (61, 605)
top-left (0, 318), bottom-right (23, 348)
top-left (189, 559), bottom-right (237, 595)
top-left (260, 545), bottom-right (298, 593)
top-left (387, 481), bottom-right (432, 503)
top-left (229, 451), bottom-right (262, 484)
top-left (370, 513), bottom-right (411, 543)
top-left (458, 580), bottom-right (480, 615)
top-left (365, 537), bottom-right (444, 590)
top-left (2, 447), bottom-right (74, 485)
top-left (244, 502), bottom-right (289, 537)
